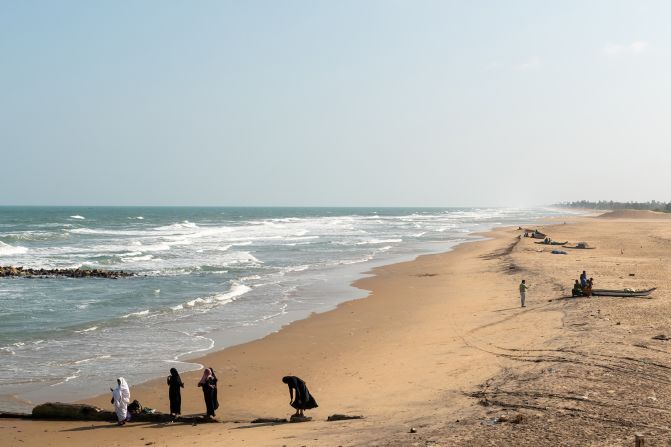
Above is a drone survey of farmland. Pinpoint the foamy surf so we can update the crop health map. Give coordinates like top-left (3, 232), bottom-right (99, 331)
top-left (0, 241), bottom-right (28, 255)
top-left (121, 310), bottom-right (150, 318)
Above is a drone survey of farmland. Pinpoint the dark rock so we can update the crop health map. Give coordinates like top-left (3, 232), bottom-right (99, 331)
top-left (326, 414), bottom-right (364, 421)
top-left (251, 417), bottom-right (288, 424)
top-left (652, 334), bottom-right (670, 341)
top-left (289, 415), bottom-right (312, 423)
top-left (409, 427), bottom-right (417, 433)
top-left (0, 266), bottom-right (134, 279)
top-left (0, 411), bottom-right (32, 419)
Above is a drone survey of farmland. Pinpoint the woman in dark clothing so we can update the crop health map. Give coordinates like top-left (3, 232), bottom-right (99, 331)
top-left (282, 376), bottom-right (318, 417)
top-left (167, 368), bottom-right (184, 417)
top-left (209, 367), bottom-right (219, 412)
top-left (197, 368), bottom-right (217, 418)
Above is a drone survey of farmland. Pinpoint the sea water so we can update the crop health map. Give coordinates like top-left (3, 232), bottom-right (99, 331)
top-left (0, 206), bottom-right (570, 411)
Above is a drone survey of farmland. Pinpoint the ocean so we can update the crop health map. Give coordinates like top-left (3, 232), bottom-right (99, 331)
top-left (0, 206), bottom-right (569, 412)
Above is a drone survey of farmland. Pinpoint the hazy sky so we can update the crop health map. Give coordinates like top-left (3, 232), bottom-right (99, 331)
top-left (1, 1), bottom-right (669, 207)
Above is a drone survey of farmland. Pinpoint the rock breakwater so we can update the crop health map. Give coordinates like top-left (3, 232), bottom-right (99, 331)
top-left (0, 266), bottom-right (134, 278)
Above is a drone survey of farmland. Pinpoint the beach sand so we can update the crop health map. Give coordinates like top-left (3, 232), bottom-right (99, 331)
top-left (3, 212), bottom-right (671, 446)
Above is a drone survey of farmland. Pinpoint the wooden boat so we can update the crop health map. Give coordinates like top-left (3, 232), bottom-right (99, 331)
top-left (564, 243), bottom-right (595, 249)
top-left (534, 241), bottom-right (568, 245)
top-left (591, 288), bottom-right (656, 297)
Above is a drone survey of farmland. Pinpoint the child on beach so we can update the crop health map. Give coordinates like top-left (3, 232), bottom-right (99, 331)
top-left (519, 280), bottom-right (528, 307)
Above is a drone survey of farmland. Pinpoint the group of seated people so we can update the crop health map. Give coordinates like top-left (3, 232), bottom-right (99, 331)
top-left (572, 270), bottom-right (594, 297)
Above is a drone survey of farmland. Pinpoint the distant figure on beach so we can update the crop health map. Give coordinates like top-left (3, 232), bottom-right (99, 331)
top-left (110, 377), bottom-right (131, 425)
top-left (167, 368), bottom-right (184, 418)
top-left (584, 278), bottom-right (594, 297)
top-left (572, 279), bottom-right (582, 297)
top-left (519, 280), bottom-right (528, 307)
top-left (580, 271), bottom-right (588, 288)
top-left (282, 376), bottom-right (318, 417)
top-left (197, 368), bottom-right (217, 418)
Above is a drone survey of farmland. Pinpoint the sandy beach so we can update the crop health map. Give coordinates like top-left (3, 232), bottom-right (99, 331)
top-left (3, 211), bottom-right (671, 446)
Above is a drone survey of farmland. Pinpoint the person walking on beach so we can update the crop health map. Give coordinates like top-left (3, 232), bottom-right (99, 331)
top-left (519, 280), bottom-right (529, 307)
top-left (282, 376), bottom-right (318, 418)
top-left (110, 377), bottom-right (131, 425)
top-left (167, 368), bottom-right (184, 418)
top-left (197, 368), bottom-right (217, 418)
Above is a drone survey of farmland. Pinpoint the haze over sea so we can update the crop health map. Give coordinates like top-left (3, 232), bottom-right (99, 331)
top-left (0, 206), bottom-right (571, 411)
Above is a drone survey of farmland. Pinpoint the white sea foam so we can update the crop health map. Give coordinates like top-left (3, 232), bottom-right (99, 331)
top-left (339, 255), bottom-right (374, 265)
top-left (181, 282), bottom-right (252, 309)
top-left (51, 370), bottom-right (81, 386)
top-left (221, 251), bottom-right (262, 266)
top-left (0, 241), bottom-right (28, 255)
top-left (69, 215), bottom-right (85, 219)
top-left (157, 221), bottom-right (199, 231)
top-left (74, 355), bottom-right (110, 364)
top-left (283, 265), bottom-right (310, 273)
top-left (355, 238), bottom-right (402, 245)
top-left (214, 283), bottom-right (252, 302)
top-left (0, 346), bottom-right (16, 355)
top-left (74, 326), bottom-right (98, 333)
top-left (122, 310), bottom-right (150, 318)
top-left (121, 254), bottom-right (154, 262)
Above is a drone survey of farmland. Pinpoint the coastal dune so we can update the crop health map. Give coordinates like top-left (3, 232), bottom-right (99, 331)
top-left (3, 213), bottom-right (671, 446)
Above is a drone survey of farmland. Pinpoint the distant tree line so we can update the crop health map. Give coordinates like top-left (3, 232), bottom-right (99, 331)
top-left (556, 200), bottom-right (671, 213)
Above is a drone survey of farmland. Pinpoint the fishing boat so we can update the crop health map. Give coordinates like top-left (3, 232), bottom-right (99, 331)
top-left (564, 242), bottom-right (595, 249)
top-left (591, 288), bottom-right (656, 297)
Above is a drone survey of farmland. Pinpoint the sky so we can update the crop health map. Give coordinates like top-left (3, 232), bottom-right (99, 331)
top-left (1, 1), bottom-right (669, 207)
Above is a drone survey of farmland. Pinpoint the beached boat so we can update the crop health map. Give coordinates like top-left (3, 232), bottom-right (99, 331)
top-left (564, 242), bottom-right (595, 249)
top-left (534, 240), bottom-right (568, 245)
top-left (591, 288), bottom-right (656, 297)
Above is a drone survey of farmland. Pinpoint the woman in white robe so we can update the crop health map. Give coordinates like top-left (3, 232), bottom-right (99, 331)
top-left (111, 377), bottom-right (131, 425)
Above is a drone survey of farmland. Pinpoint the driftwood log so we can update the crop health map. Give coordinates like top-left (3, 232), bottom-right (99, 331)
top-left (32, 403), bottom-right (115, 421)
top-left (30, 402), bottom-right (201, 423)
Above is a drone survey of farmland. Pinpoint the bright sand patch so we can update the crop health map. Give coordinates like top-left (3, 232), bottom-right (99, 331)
top-left (3, 214), bottom-right (671, 446)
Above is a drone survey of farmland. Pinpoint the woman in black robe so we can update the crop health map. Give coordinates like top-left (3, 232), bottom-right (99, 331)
top-left (167, 368), bottom-right (184, 418)
top-left (197, 368), bottom-right (217, 418)
top-left (209, 367), bottom-right (219, 412)
top-left (282, 376), bottom-right (318, 417)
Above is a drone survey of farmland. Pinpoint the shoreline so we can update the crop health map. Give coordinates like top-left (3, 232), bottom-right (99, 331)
top-left (15, 212), bottom-right (671, 445)
top-left (1, 219), bottom-right (564, 446)
top-left (3, 229), bottom-right (493, 412)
